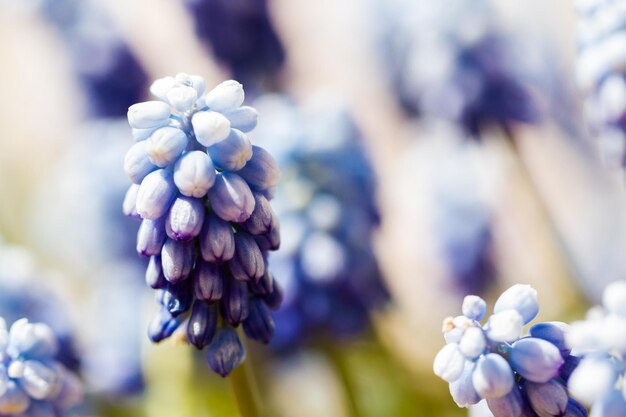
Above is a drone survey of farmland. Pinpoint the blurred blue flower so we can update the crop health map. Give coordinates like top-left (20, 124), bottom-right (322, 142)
top-left (38, 0), bottom-right (147, 117)
top-left (123, 74), bottom-right (282, 377)
top-left (251, 95), bottom-right (389, 351)
top-left (434, 285), bottom-right (587, 416)
top-left (183, 0), bottom-right (285, 89)
top-left (566, 280), bottom-right (626, 415)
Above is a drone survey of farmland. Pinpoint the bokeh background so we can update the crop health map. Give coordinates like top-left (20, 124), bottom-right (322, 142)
top-left (0, 0), bottom-right (623, 416)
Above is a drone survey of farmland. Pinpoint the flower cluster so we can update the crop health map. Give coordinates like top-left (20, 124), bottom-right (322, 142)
top-left (0, 317), bottom-right (82, 416)
top-left (183, 0), bottom-right (285, 88)
top-left (576, 0), bottom-right (626, 167)
top-left (251, 96), bottom-right (388, 350)
top-left (376, 0), bottom-right (539, 136)
top-left (566, 280), bottom-right (626, 415)
top-left (123, 74), bottom-right (282, 376)
top-left (434, 285), bottom-right (587, 416)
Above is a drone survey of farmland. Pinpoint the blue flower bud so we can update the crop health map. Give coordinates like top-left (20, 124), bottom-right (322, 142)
top-left (193, 261), bottom-right (224, 302)
top-left (160, 280), bottom-right (193, 317)
top-left (132, 126), bottom-right (161, 141)
top-left (449, 361), bottom-right (480, 407)
top-left (136, 169), bottom-right (177, 220)
top-left (0, 380), bottom-right (29, 414)
top-left (459, 327), bottom-right (486, 360)
top-left (167, 85), bottom-right (198, 113)
top-left (529, 322), bottom-right (571, 358)
top-left (199, 214), bottom-right (236, 263)
top-left (462, 295), bottom-right (487, 321)
top-left (191, 111), bottom-right (231, 147)
top-left (472, 353), bottom-right (515, 399)
top-left (243, 298), bottom-right (275, 344)
top-left (251, 270), bottom-right (274, 297)
top-left (510, 338), bottom-right (564, 383)
top-left (18, 360), bottom-right (61, 400)
top-left (494, 284), bottom-right (539, 325)
top-left (123, 184), bottom-right (141, 219)
top-left (242, 193), bottom-right (276, 236)
top-left (434, 343), bottom-right (466, 383)
top-left (136, 218), bottom-right (166, 256)
top-left (525, 379), bottom-right (568, 417)
top-left (236, 146), bottom-right (280, 191)
top-left (228, 233), bottom-right (265, 283)
top-left (485, 386), bottom-right (523, 417)
top-left (148, 309), bottom-right (183, 343)
top-left (565, 399), bottom-right (587, 417)
top-left (204, 80), bottom-right (245, 113)
top-left (187, 301), bottom-right (217, 349)
top-left (161, 238), bottom-right (194, 283)
top-left (207, 129), bottom-right (253, 171)
top-left (165, 196), bottom-right (205, 241)
top-left (224, 106), bottom-right (259, 132)
top-left (559, 355), bottom-right (581, 383)
top-left (127, 101), bottom-right (171, 129)
top-left (145, 127), bottom-right (188, 167)
top-left (208, 172), bottom-right (255, 222)
top-left (8, 319), bottom-right (58, 360)
top-left (173, 151), bottom-right (216, 198)
top-left (205, 327), bottom-right (245, 377)
top-left (150, 76), bottom-right (177, 102)
top-left (124, 141), bottom-right (157, 184)
top-left (487, 310), bottom-right (523, 342)
top-left (189, 74), bottom-right (206, 97)
top-left (146, 256), bottom-right (167, 289)
top-left (603, 280), bottom-right (626, 316)
top-left (222, 278), bottom-right (250, 326)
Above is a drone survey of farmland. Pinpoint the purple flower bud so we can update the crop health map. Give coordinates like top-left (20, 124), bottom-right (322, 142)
top-left (486, 386), bottom-right (523, 417)
top-left (222, 278), bottom-right (250, 326)
top-left (254, 225), bottom-right (281, 251)
top-left (529, 322), bottom-right (571, 358)
top-left (204, 80), bottom-right (245, 113)
top-left (136, 169), bottom-right (177, 220)
top-left (187, 301), bottom-right (218, 349)
top-left (137, 218), bottom-right (166, 256)
top-left (166, 196), bottom-right (206, 241)
top-left (199, 214), bottom-right (236, 263)
top-left (242, 193), bottom-right (276, 235)
top-left (207, 129), bottom-right (253, 171)
top-left (251, 270), bottom-right (274, 297)
top-left (173, 151), bottom-right (216, 198)
top-left (524, 379), bottom-right (568, 417)
top-left (263, 280), bottom-right (283, 310)
top-left (243, 298), bottom-right (275, 344)
top-left (434, 343), bottom-right (466, 383)
top-left (559, 355), bottom-right (581, 383)
top-left (472, 353), bottom-right (515, 399)
top-left (236, 146), bottom-right (280, 191)
top-left (208, 172), bottom-right (255, 222)
top-left (146, 256), bottom-right (167, 289)
top-left (127, 101), bottom-right (171, 129)
top-left (510, 338), bottom-right (564, 383)
top-left (161, 238), bottom-right (194, 283)
top-left (148, 309), bottom-right (183, 343)
top-left (462, 295), bottom-right (487, 321)
top-left (205, 327), bottom-right (245, 377)
top-left (564, 399), bottom-right (587, 417)
top-left (494, 284), bottom-right (539, 325)
top-left (194, 261), bottom-right (224, 302)
top-left (145, 127), bottom-right (188, 167)
top-left (0, 380), bottom-right (29, 414)
top-left (160, 280), bottom-right (193, 317)
top-left (123, 184), bottom-right (141, 219)
top-left (224, 106), bottom-right (258, 132)
top-left (449, 361), bottom-right (480, 407)
top-left (228, 233), bottom-right (265, 283)
top-left (124, 141), bottom-right (157, 184)
top-left (191, 111), bottom-right (231, 147)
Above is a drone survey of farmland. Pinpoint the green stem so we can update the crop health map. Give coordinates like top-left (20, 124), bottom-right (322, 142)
top-left (230, 357), bottom-right (264, 417)
top-left (323, 344), bottom-right (361, 417)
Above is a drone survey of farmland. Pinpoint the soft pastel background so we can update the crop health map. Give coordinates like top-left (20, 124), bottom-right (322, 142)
top-left (0, 1), bottom-right (622, 416)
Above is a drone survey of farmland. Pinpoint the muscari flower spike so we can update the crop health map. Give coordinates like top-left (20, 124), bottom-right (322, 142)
top-left (566, 280), bottom-right (626, 416)
top-left (183, 0), bottom-right (285, 88)
top-left (576, 0), bottom-right (626, 168)
top-left (0, 317), bottom-right (82, 417)
top-left (123, 74), bottom-right (282, 377)
top-left (434, 284), bottom-right (587, 417)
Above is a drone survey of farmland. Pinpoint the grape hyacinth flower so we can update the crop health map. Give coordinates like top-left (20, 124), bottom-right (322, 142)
top-left (576, 0), bottom-right (626, 167)
top-left (251, 96), bottom-right (388, 350)
top-left (124, 74), bottom-right (282, 377)
top-left (0, 317), bottom-right (83, 416)
top-left (566, 281), bottom-right (626, 416)
top-left (434, 284), bottom-right (587, 416)
top-left (183, 0), bottom-right (285, 89)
